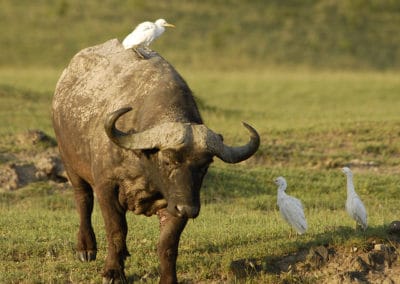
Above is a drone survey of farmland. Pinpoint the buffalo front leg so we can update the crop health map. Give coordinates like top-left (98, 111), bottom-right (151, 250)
top-left (157, 208), bottom-right (188, 284)
top-left (96, 183), bottom-right (130, 284)
top-left (68, 170), bottom-right (97, 262)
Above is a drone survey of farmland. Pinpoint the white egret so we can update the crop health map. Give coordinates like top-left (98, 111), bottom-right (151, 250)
top-left (342, 167), bottom-right (368, 230)
top-left (275, 176), bottom-right (307, 235)
top-left (122, 19), bottom-right (175, 57)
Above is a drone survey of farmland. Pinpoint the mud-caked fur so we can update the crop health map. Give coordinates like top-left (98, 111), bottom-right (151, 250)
top-left (52, 39), bottom-right (259, 283)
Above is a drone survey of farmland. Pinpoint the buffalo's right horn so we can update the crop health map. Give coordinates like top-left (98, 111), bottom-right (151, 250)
top-left (104, 107), bottom-right (133, 147)
top-left (104, 107), bottom-right (188, 150)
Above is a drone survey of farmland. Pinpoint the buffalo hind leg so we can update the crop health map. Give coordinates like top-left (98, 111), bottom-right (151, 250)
top-left (68, 170), bottom-right (97, 262)
top-left (96, 182), bottom-right (129, 284)
top-left (157, 208), bottom-right (188, 284)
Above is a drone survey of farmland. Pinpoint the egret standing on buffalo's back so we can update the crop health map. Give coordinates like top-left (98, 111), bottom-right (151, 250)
top-left (275, 176), bottom-right (307, 235)
top-left (122, 18), bottom-right (175, 57)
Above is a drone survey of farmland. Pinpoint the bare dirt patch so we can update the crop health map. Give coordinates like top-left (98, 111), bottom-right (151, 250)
top-left (0, 130), bottom-right (68, 191)
top-left (230, 235), bottom-right (400, 283)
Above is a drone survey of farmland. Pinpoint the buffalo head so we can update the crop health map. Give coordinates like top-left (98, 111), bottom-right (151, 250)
top-left (104, 107), bottom-right (260, 218)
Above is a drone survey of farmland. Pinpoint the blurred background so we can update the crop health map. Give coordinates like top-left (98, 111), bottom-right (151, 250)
top-left (1, 0), bottom-right (400, 71)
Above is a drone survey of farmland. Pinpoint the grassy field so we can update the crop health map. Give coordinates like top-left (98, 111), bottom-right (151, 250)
top-left (1, 1), bottom-right (400, 70)
top-left (0, 67), bottom-right (399, 283)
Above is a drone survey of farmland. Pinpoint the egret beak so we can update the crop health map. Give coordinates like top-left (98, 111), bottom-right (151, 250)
top-left (164, 23), bottom-right (175, 28)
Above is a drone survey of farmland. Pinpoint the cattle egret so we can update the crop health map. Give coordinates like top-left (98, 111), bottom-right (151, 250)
top-left (342, 167), bottom-right (368, 230)
top-left (122, 18), bottom-right (175, 56)
top-left (275, 176), bottom-right (307, 235)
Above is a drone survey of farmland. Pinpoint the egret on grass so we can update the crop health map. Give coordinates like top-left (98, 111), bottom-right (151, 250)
top-left (341, 167), bottom-right (368, 230)
top-left (275, 176), bottom-right (307, 235)
top-left (122, 18), bottom-right (175, 57)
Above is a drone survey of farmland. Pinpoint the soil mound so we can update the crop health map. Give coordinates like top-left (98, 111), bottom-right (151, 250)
top-left (0, 130), bottom-right (68, 191)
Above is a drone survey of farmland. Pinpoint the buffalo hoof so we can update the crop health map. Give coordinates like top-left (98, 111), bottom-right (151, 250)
top-left (102, 270), bottom-right (127, 284)
top-left (77, 250), bottom-right (97, 262)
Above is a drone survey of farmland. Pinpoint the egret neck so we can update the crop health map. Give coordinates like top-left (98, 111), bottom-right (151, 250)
top-left (345, 173), bottom-right (356, 196)
top-left (277, 180), bottom-right (287, 199)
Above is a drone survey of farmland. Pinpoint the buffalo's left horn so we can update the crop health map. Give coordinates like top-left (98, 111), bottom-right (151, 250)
top-left (212, 122), bottom-right (260, 163)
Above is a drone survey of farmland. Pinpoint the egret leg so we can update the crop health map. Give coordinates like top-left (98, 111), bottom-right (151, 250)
top-left (133, 48), bottom-right (145, 59)
top-left (143, 46), bottom-right (153, 53)
top-left (355, 222), bottom-right (365, 231)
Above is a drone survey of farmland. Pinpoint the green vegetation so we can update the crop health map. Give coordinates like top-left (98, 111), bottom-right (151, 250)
top-left (1, 1), bottom-right (400, 70)
top-left (0, 1), bottom-right (400, 283)
top-left (1, 67), bottom-right (399, 282)
top-left (1, 168), bottom-right (398, 283)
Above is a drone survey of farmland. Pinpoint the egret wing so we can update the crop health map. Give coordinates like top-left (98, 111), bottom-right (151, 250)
top-left (122, 22), bottom-right (156, 48)
top-left (279, 196), bottom-right (307, 234)
top-left (135, 21), bottom-right (155, 32)
top-left (351, 196), bottom-right (368, 229)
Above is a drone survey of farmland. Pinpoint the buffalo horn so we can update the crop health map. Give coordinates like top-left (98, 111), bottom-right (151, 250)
top-left (209, 122), bottom-right (260, 163)
top-left (104, 107), bottom-right (188, 150)
top-left (105, 108), bottom-right (260, 163)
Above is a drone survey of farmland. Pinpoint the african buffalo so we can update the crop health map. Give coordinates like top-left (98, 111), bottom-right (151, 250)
top-left (52, 39), bottom-right (260, 283)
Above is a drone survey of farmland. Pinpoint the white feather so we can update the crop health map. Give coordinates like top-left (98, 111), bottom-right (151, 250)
top-left (275, 177), bottom-right (307, 234)
top-left (342, 167), bottom-right (368, 230)
top-left (122, 19), bottom-right (174, 50)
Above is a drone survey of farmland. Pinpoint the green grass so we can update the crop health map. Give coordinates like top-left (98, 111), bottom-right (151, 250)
top-left (0, 168), bottom-right (399, 283)
top-left (1, 67), bottom-right (400, 282)
top-left (0, 67), bottom-right (59, 137)
top-left (186, 70), bottom-right (400, 130)
top-left (1, 1), bottom-right (400, 70)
